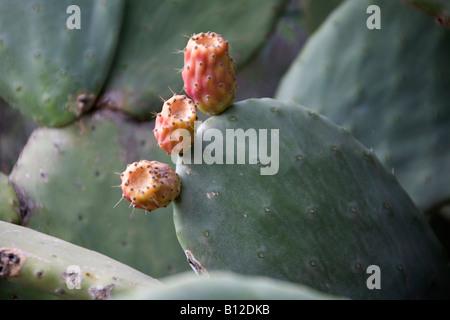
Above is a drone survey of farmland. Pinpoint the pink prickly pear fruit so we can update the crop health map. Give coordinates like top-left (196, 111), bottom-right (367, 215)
top-left (120, 160), bottom-right (181, 211)
top-left (182, 31), bottom-right (237, 115)
top-left (153, 94), bottom-right (197, 155)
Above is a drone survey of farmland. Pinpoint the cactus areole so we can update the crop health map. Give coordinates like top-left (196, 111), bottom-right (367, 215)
top-left (120, 160), bottom-right (181, 211)
top-left (154, 95), bottom-right (197, 155)
top-left (182, 32), bottom-right (237, 115)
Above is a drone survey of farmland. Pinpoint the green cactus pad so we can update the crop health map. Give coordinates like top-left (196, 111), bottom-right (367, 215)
top-left (173, 98), bottom-right (450, 299)
top-left (9, 110), bottom-right (189, 278)
top-left (0, 280), bottom-right (60, 300)
top-left (275, 0), bottom-right (450, 210)
top-left (98, 0), bottom-right (285, 120)
top-left (0, 0), bottom-right (124, 126)
top-left (0, 172), bottom-right (21, 224)
top-left (0, 221), bottom-right (161, 300)
top-left (123, 271), bottom-right (343, 300)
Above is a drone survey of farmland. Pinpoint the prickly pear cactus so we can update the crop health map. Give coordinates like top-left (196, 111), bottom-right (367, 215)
top-left (173, 98), bottom-right (450, 299)
top-left (275, 0), bottom-right (450, 210)
top-left (0, 221), bottom-right (161, 300)
top-left (9, 110), bottom-right (189, 278)
top-left (0, 280), bottom-right (60, 300)
top-left (0, 0), bottom-right (125, 126)
top-left (99, 0), bottom-right (285, 119)
top-left (125, 271), bottom-right (343, 300)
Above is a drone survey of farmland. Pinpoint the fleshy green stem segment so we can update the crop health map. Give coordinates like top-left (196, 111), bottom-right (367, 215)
top-left (0, 221), bottom-right (162, 300)
top-left (275, 0), bottom-right (450, 210)
top-left (123, 271), bottom-right (345, 300)
top-left (0, 173), bottom-right (21, 225)
top-left (174, 98), bottom-right (450, 300)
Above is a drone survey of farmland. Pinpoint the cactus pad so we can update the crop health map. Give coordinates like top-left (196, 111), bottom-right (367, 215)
top-left (0, 221), bottom-right (161, 300)
top-left (0, 0), bottom-right (124, 126)
top-left (127, 271), bottom-right (343, 300)
top-left (98, 0), bottom-right (285, 119)
top-left (0, 173), bottom-right (21, 224)
top-left (9, 110), bottom-right (189, 278)
top-left (173, 98), bottom-right (450, 299)
top-left (275, 0), bottom-right (450, 210)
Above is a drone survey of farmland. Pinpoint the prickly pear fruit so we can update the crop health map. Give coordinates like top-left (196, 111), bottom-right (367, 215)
top-left (120, 160), bottom-right (181, 212)
top-left (154, 95), bottom-right (197, 155)
top-left (182, 32), bottom-right (237, 115)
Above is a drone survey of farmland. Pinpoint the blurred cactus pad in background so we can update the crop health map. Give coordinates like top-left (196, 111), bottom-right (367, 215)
top-left (0, 0), bottom-right (449, 300)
